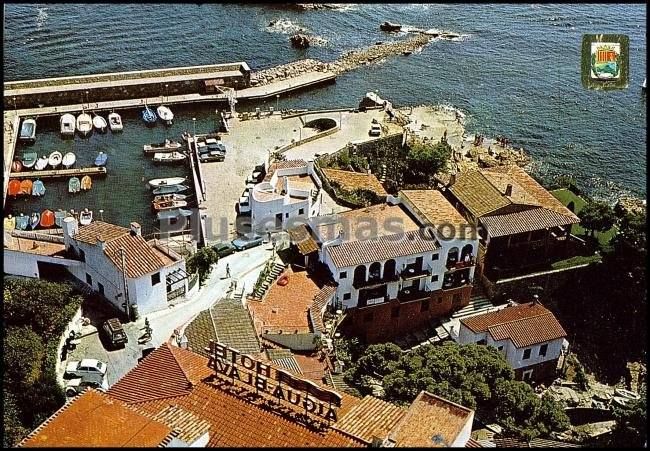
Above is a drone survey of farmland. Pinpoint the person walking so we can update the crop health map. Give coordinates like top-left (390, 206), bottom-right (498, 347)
top-left (226, 263), bottom-right (231, 278)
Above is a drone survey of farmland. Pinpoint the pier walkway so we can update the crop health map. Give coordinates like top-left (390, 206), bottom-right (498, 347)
top-left (4, 112), bottom-right (20, 207)
top-left (8, 167), bottom-right (107, 180)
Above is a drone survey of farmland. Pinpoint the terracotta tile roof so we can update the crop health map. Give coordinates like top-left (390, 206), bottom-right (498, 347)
top-left (460, 302), bottom-right (567, 348)
top-left (310, 284), bottom-right (335, 333)
top-left (399, 189), bottom-right (470, 234)
top-left (493, 436), bottom-right (529, 447)
top-left (263, 159), bottom-right (308, 181)
top-left (386, 391), bottom-right (474, 447)
top-left (19, 390), bottom-right (173, 447)
top-left (528, 437), bottom-right (581, 448)
top-left (336, 395), bottom-right (406, 444)
top-left (450, 170), bottom-right (511, 217)
top-left (466, 438), bottom-right (484, 447)
top-left (151, 405), bottom-right (211, 444)
top-left (184, 310), bottom-right (216, 358)
top-left (480, 208), bottom-right (579, 237)
top-left (288, 224), bottom-right (320, 255)
top-left (265, 349), bottom-right (304, 375)
top-left (322, 168), bottom-right (388, 196)
top-left (74, 221), bottom-right (132, 244)
top-left (4, 236), bottom-right (66, 256)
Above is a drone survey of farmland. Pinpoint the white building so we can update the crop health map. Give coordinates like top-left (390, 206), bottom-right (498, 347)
top-left (458, 301), bottom-right (568, 383)
top-left (247, 159), bottom-right (322, 233)
top-left (62, 218), bottom-right (190, 316)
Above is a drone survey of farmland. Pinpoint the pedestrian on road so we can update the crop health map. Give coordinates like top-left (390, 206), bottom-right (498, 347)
top-left (226, 263), bottom-right (231, 278)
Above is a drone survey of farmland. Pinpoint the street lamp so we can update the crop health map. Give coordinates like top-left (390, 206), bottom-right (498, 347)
top-left (99, 209), bottom-right (104, 221)
top-left (165, 84), bottom-right (169, 102)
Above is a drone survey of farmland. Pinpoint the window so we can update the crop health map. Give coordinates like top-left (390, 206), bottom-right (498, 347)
top-left (539, 344), bottom-right (548, 357)
top-left (476, 339), bottom-right (487, 345)
top-left (497, 345), bottom-right (504, 352)
top-left (299, 208), bottom-right (305, 215)
top-left (522, 369), bottom-right (534, 381)
top-left (432, 253), bottom-right (439, 260)
top-left (431, 275), bottom-right (439, 282)
top-left (420, 300), bottom-right (429, 312)
top-left (286, 213), bottom-right (289, 218)
top-left (343, 293), bottom-right (351, 300)
top-left (364, 313), bottom-right (374, 323)
top-left (98, 283), bottom-right (104, 295)
top-left (151, 272), bottom-right (161, 286)
top-left (79, 248), bottom-right (85, 262)
top-left (391, 306), bottom-right (400, 318)
top-left (86, 273), bottom-right (92, 285)
top-left (523, 348), bottom-right (532, 360)
top-left (340, 271), bottom-right (347, 279)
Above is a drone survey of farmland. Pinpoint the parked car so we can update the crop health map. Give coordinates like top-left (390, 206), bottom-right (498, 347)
top-left (369, 123), bottom-right (382, 136)
top-left (65, 358), bottom-right (107, 379)
top-left (101, 318), bottom-right (128, 348)
top-left (65, 373), bottom-right (109, 397)
top-left (212, 241), bottom-right (236, 257)
top-left (231, 234), bottom-right (264, 251)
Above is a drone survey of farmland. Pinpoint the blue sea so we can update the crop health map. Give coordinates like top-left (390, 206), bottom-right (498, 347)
top-left (3, 3), bottom-right (646, 232)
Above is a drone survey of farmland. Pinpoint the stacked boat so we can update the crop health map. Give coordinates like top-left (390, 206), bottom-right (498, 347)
top-left (148, 177), bottom-right (191, 220)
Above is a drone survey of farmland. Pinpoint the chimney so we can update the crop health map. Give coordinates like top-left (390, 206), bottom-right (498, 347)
top-left (449, 172), bottom-right (457, 187)
top-left (130, 222), bottom-right (141, 236)
top-left (505, 184), bottom-right (513, 197)
top-left (62, 217), bottom-right (79, 250)
top-left (96, 235), bottom-right (106, 251)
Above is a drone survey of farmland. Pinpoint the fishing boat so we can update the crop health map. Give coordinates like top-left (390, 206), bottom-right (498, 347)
top-left (22, 152), bottom-right (38, 169)
top-left (153, 193), bottom-right (188, 203)
top-left (142, 104), bottom-right (157, 125)
top-left (19, 118), bottom-right (37, 141)
top-left (79, 208), bottom-right (93, 226)
top-left (4, 215), bottom-right (16, 231)
top-left (31, 180), bottom-right (46, 197)
top-left (108, 112), bottom-right (123, 131)
top-left (143, 139), bottom-right (183, 153)
top-left (152, 199), bottom-right (188, 211)
top-left (40, 209), bottom-right (55, 228)
top-left (68, 177), bottom-right (81, 193)
top-left (16, 214), bottom-right (29, 230)
top-left (156, 105), bottom-right (174, 125)
top-left (60, 113), bottom-right (76, 136)
top-left (157, 208), bottom-right (192, 221)
top-left (152, 184), bottom-right (189, 195)
top-left (62, 152), bottom-right (76, 169)
top-left (93, 114), bottom-right (108, 132)
top-left (48, 151), bottom-right (63, 169)
top-left (34, 155), bottom-right (49, 171)
top-left (11, 160), bottom-right (23, 173)
top-left (8, 180), bottom-right (21, 196)
top-left (19, 179), bottom-right (33, 196)
top-left (54, 209), bottom-right (69, 227)
top-left (29, 212), bottom-right (41, 230)
top-left (148, 177), bottom-right (186, 188)
top-left (152, 151), bottom-right (186, 164)
top-left (80, 175), bottom-right (92, 191)
top-left (76, 111), bottom-right (93, 136)
top-left (94, 152), bottom-right (108, 167)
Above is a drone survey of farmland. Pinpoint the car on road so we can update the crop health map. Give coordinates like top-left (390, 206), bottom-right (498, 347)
top-left (369, 123), bottom-right (382, 136)
top-left (65, 373), bottom-right (109, 397)
top-left (65, 358), bottom-right (107, 379)
top-left (231, 234), bottom-right (264, 251)
top-left (101, 318), bottom-right (128, 348)
top-left (212, 241), bottom-right (237, 258)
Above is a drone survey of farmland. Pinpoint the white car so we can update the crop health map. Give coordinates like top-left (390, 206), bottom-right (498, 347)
top-left (65, 358), bottom-right (107, 378)
top-left (369, 123), bottom-right (382, 136)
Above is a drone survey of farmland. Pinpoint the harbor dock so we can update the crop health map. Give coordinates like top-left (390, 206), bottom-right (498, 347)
top-left (9, 167), bottom-right (107, 180)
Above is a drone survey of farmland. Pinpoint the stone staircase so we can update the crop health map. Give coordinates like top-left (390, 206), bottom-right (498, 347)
top-left (252, 260), bottom-right (287, 300)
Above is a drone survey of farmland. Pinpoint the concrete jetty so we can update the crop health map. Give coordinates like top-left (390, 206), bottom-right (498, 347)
top-left (9, 166), bottom-right (107, 180)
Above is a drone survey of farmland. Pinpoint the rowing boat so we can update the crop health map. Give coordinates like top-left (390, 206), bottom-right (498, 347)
top-left (32, 179), bottom-right (46, 196)
top-left (81, 176), bottom-right (92, 191)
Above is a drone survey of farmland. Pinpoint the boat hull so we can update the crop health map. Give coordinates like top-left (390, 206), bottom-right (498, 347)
top-left (108, 113), bottom-right (123, 131)
top-left (60, 114), bottom-right (76, 136)
top-left (62, 152), bottom-right (76, 168)
top-left (148, 177), bottom-right (186, 188)
top-left (20, 119), bottom-right (37, 141)
top-left (49, 152), bottom-right (63, 169)
top-left (152, 184), bottom-right (189, 195)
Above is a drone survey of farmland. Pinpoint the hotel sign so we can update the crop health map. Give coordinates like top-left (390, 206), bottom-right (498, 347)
top-left (206, 341), bottom-right (341, 422)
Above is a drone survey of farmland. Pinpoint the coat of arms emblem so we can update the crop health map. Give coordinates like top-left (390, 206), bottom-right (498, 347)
top-left (590, 42), bottom-right (621, 80)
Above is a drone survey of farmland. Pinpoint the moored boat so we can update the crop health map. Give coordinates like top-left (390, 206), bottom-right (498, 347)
top-left (34, 155), bottom-right (49, 171)
top-left (40, 209), bottom-right (55, 228)
top-left (31, 179), bottom-right (46, 197)
top-left (153, 193), bottom-right (188, 203)
top-left (8, 180), bottom-right (21, 196)
top-left (93, 114), bottom-right (108, 132)
top-left (156, 105), bottom-right (174, 125)
top-left (80, 175), bottom-right (92, 191)
top-left (68, 177), bottom-right (81, 193)
top-left (142, 105), bottom-right (157, 125)
top-left (152, 184), bottom-right (189, 195)
top-left (11, 160), bottom-right (23, 173)
top-left (60, 113), bottom-right (76, 136)
top-left (148, 177), bottom-right (186, 188)
top-left (77, 112), bottom-right (93, 136)
top-left (19, 118), bottom-right (37, 141)
top-left (152, 199), bottom-right (188, 211)
top-left (157, 208), bottom-right (192, 221)
top-left (143, 139), bottom-right (183, 153)
top-left (22, 152), bottom-right (38, 169)
top-left (153, 151), bottom-right (186, 164)
top-left (4, 215), bottom-right (16, 231)
top-left (29, 212), bottom-right (41, 230)
top-left (19, 179), bottom-right (33, 196)
top-left (48, 151), bottom-right (63, 169)
top-left (62, 152), bottom-right (76, 168)
top-left (108, 112), bottom-right (123, 131)
top-left (79, 208), bottom-right (93, 226)
top-left (94, 152), bottom-right (108, 167)
top-left (16, 213), bottom-right (29, 230)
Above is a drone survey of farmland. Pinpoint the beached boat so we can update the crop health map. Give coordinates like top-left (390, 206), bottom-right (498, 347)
top-left (93, 114), bottom-right (108, 132)
top-left (29, 212), bottom-right (41, 230)
top-left (31, 180), bottom-right (45, 197)
top-left (142, 105), bottom-right (157, 125)
top-left (62, 152), bottom-right (76, 169)
top-left (4, 215), bottom-right (16, 231)
top-left (22, 152), bottom-right (38, 169)
top-left (11, 160), bottom-right (23, 173)
top-left (81, 175), bottom-right (92, 191)
top-left (153, 151), bottom-right (186, 164)
top-left (79, 208), bottom-right (93, 226)
top-left (19, 118), bottom-right (37, 141)
top-left (54, 209), bottom-right (69, 227)
top-left (94, 152), bottom-right (108, 167)
top-left (60, 113), bottom-right (76, 136)
top-left (148, 177), bottom-right (186, 188)
top-left (156, 105), bottom-right (174, 125)
top-left (143, 139), bottom-right (183, 153)
top-left (152, 199), bottom-right (188, 211)
top-left (8, 180), bottom-right (21, 196)
top-left (157, 208), bottom-right (192, 221)
top-left (152, 184), bottom-right (189, 195)
top-left (108, 112), bottom-right (123, 131)
top-left (19, 179), bottom-right (33, 196)
top-left (49, 151), bottom-right (63, 169)
top-left (34, 155), bottom-right (49, 171)
top-left (69, 177), bottom-right (81, 193)
top-left (153, 193), bottom-right (188, 203)
top-left (40, 209), bottom-right (55, 228)
top-left (77, 112), bottom-right (93, 136)
top-left (16, 214), bottom-right (29, 231)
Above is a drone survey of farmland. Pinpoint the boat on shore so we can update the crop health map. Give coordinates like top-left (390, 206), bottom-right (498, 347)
top-left (157, 208), bottom-right (192, 221)
top-left (32, 180), bottom-right (45, 197)
top-left (157, 105), bottom-right (174, 125)
top-left (60, 113), bottom-right (76, 136)
top-left (69, 177), bottom-right (81, 193)
top-left (49, 151), bottom-right (63, 169)
top-left (153, 193), bottom-right (188, 203)
top-left (142, 104), bottom-right (157, 125)
top-left (94, 152), bottom-right (108, 167)
top-left (143, 139), bottom-right (183, 153)
top-left (152, 199), bottom-right (188, 211)
top-left (79, 208), bottom-right (93, 226)
top-left (148, 177), bottom-right (186, 188)
top-left (19, 179), bottom-right (33, 196)
top-left (153, 151), bottom-right (186, 164)
top-left (4, 215), bottom-right (16, 231)
top-left (34, 155), bottom-right (49, 171)
top-left (62, 152), bottom-right (76, 169)
top-left (81, 175), bottom-right (92, 191)
top-left (93, 114), bottom-right (108, 132)
top-left (40, 209), bottom-right (55, 228)
top-left (108, 112), bottom-right (123, 131)
top-left (16, 214), bottom-right (29, 230)
top-left (29, 212), bottom-right (41, 230)
top-left (19, 118), bottom-right (37, 141)
top-left (152, 184), bottom-right (189, 195)
top-left (22, 152), bottom-right (38, 169)
top-left (77, 112), bottom-right (93, 136)
top-left (12, 160), bottom-right (23, 173)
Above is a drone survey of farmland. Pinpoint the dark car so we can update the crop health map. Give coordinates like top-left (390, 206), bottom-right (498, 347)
top-left (212, 241), bottom-right (236, 257)
top-left (231, 234), bottom-right (264, 251)
top-left (65, 373), bottom-right (108, 397)
top-left (102, 318), bottom-right (128, 348)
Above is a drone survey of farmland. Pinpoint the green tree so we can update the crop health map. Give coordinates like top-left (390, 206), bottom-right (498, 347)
top-left (574, 361), bottom-right (590, 391)
top-left (578, 200), bottom-right (616, 238)
top-left (3, 391), bottom-right (29, 448)
top-left (406, 140), bottom-right (451, 185)
top-left (186, 247), bottom-right (219, 285)
top-left (3, 326), bottom-right (45, 386)
top-left (611, 385), bottom-right (647, 447)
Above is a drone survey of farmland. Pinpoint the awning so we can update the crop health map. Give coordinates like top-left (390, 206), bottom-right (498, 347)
top-left (166, 268), bottom-right (189, 286)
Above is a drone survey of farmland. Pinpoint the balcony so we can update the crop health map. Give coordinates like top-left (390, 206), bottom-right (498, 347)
top-left (442, 271), bottom-right (473, 291)
top-left (400, 265), bottom-right (431, 281)
top-left (358, 295), bottom-right (389, 309)
top-left (353, 272), bottom-right (399, 289)
top-left (445, 255), bottom-right (476, 272)
top-left (397, 288), bottom-right (430, 304)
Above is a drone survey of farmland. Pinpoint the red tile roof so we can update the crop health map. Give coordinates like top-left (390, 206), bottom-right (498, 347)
top-left (322, 168), bottom-right (388, 196)
top-left (336, 395), bottom-right (406, 444)
top-left (480, 208), bottom-right (579, 238)
top-left (288, 224), bottom-right (320, 255)
top-left (460, 302), bottom-right (567, 348)
top-left (263, 159), bottom-right (308, 181)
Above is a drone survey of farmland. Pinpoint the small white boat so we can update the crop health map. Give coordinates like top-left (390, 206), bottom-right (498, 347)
top-left (153, 151), bottom-right (186, 164)
top-left (35, 155), bottom-right (49, 171)
top-left (108, 112), bottom-right (123, 131)
top-left (60, 113), bottom-right (76, 136)
top-left (62, 152), bottom-right (76, 168)
top-left (19, 118), bottom-right (37, 141)
top-left (148, 177), bottom-right (186, 188)
top-left (77, 112), bottom-right (93, 136)
top-left (156, 105), bottom-right (174, 125)
top-left (48, 151), bottom-right (63, 169)
top-left (143, 139), bottom-right (183, 153)
top-left (79, 208), bottom-right (93, 226)
top-left (93, 114), bottom-right (107, 132)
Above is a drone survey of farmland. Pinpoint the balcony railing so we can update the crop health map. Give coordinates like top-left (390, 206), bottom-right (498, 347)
top-left (358, 295), bottom-right (389, 308)
top-left (442, 278), bottom-right (473, 291)
top-left (397, 288), bottom-right (430, 303)
top-left (353, 272), bottom-right (399, 289)
top-left (400, 266), bottom-right (432, 280)
top-left (446, 256), bottom-right (476, 271)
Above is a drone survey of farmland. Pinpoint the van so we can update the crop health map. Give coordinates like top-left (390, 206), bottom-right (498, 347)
top-left (102, 318), bottom-right (128, 348)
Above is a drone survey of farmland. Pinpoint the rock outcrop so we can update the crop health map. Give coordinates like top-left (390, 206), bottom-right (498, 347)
top-left (290, 34), bottom-right (311, 49)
